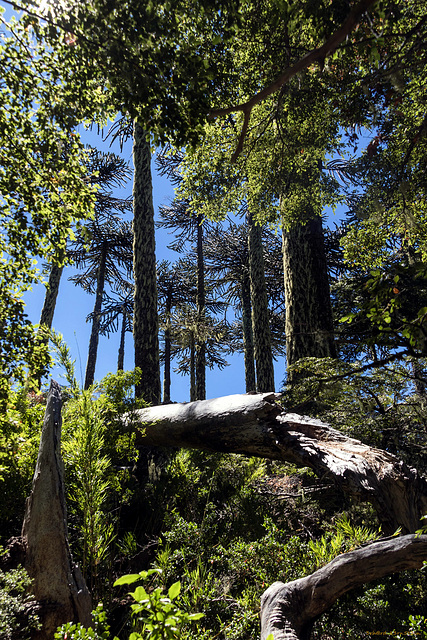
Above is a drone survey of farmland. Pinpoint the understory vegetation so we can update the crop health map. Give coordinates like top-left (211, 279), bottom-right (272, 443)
top-left (2, 358), bottom-right (427, 639)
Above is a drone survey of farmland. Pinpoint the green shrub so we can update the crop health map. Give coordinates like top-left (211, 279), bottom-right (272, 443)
top-left (0, 563), bottom-right (40, 640)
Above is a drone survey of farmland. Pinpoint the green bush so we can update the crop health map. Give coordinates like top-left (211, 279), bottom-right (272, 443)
top-left (0, 563), bottom-right (40, 640)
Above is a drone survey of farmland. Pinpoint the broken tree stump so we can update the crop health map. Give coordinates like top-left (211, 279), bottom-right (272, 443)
top-left (21, 380), bottom-right (92, 639)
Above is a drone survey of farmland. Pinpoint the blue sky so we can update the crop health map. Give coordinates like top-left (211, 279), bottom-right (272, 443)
top-left (24, 124), bottom-right (288, 401)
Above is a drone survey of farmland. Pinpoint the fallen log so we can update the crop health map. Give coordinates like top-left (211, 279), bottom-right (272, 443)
top-left (131, 392), bottom-right (427, 534)
top-left (260, 534), bottom-right (427, 640)
top-left (21, 380), bottom-right (92, 639)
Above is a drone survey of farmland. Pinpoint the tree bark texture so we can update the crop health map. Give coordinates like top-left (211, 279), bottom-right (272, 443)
top-left (260, 534), bottom-right (427, 640)
top-left (196, 216), bottom-right (206, 400)
top-left (118, 312), bottom-right (126, 371)
top-left (282, 216), bottom-right (336, 377)
top-left (190, 331), bottom-right (196, 402)
top-left (241, 272), bottom-right (256, 392)
top-left (21, 380), bottom-right (92, 639)
top-left (131, 393), bottom-right (427, 534)
top-left (84, 242), bottom-right (107, 390)
top-left (162, 283), bottom-right (173, 404)
top-left (132, 123), bottom-right (161, 405)
top-left (248, 215), bottom-right (275, 392)
top-left (39, 262), bottom-right (64, 331)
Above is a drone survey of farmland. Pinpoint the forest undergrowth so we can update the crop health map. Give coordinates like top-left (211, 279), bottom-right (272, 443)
top-left (1, 357), bottom-right (427, 640)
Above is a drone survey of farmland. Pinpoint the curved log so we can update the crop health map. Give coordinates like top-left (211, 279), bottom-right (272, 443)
top-left (21, 380), bottom-right (92, 639)
top-left (260, 534), bottom-right (427, 640)
top-left (132, 393), bottom-right (427, 533)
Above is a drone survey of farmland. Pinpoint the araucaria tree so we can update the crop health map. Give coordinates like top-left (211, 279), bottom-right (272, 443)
top-left (68, 173), bottom-right (133, 389)
top-left (6, 2), bottom-right (427, 639)
top-left (132, 124), bottom-right (161, 404)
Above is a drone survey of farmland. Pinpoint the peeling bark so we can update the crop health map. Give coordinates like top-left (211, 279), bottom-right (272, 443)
top-left (260, 534), bottom-right (427, 640)
top-left (21, 380), bottom-right (92, 639)
top-left (131, 393), bottom-right (427, 534)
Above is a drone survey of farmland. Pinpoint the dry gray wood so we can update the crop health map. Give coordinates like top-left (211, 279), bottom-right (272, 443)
top-left (21, 380), bottom-right (92, 639)
top-left (132, 393), bottom-right (427, 533)
top-left (260, 534), bottom-right (427, 640)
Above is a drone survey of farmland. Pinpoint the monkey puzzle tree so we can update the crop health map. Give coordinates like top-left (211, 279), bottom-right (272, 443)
top-left (69, 212), bottom-right (133, 389)
top-left (156, 150), bottom-right (224, 400)
top-left (157, 259), bottom-right (196, 404)
top-left (37, 148), bottom-right (132, 338)
top-left (92, 290), bottom-right (134, 372)
top-left (169, 305), bottom-right (232, 402)
top-left (204, 221), bottom-right (285, 392)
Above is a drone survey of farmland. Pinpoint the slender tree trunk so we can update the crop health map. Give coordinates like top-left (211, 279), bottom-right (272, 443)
top-left (195, 215), bottom-right (206, 400)
top-left (163, 287), bottom-right (172, 404)
top-left (190, 331), bottom-right (196, 402)
top-left (248, 212), bottom-right (275, 391)
top-left (33, 253), bottom-right (65, 388)
top-left (132, 123), bottom-right (161, 405)
top-left (241, 272), bottom-right (256, 392)
top-left (39, 262), bottom-right (64, 331)
top-left (282, 215), bottom-right (336, 381)
top-left (117, 312), bottom-right (126, 371)
top-left (84, 242), bottom-right (107, 390)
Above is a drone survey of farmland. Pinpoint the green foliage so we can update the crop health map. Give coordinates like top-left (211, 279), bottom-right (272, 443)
top-left (0, 388), bottom-right (45, 537)
top-left (308, 514), bottom-right (380, 568)
top-left (283, 356), bottom-right (427, 471)
top-left (49, 329), bottom-right (80, 398)
top-left (0, 14), bottom-right (100, 406)
top-left (61, 368), bottom-right (144, 600)
top-left (62, 390), bottom-right (117, 600)
top-left (54, 603), bottom-right (111, 640)
top-left (0, 562), bottom-right (40, 640)
top-left (114, 570), bottom-right (203, 640)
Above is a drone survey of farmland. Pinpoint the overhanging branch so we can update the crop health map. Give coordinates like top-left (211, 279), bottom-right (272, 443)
top-left (209, 0), bottom-right (379, 161)
top-left (131, 392), bottom-right (427, 534)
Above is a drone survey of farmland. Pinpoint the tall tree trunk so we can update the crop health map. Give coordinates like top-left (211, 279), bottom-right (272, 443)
top-left (163, 286), bottom-right (172, 404)
top-left (241, 272), bottom-right (256, 392)
top-left (84, 242), bottom-right (107, 390)
top-left (282, 215), bottom-right (336, 381)
top-left (39, 261), bottom-right (64, 331)
top-left (195, 215), bottom-right (206, 400)
top-left (248, 212), bottom-right (275, 392)
top-left (117, 311), bottom-right (126, 371)
top-left (33, 253), bottom-right (65, 388)
top-left (133, 123), bottom-right (161, 405)
top-left (21, 381), bottom-right (92, 639)
top-left (190, 331), bottom-right (196, 402)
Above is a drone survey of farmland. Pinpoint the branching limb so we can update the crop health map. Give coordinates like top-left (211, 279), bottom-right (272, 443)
top-left (209, 0), bottom-right (379, 160)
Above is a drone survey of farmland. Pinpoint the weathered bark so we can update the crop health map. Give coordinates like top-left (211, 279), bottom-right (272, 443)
top-left (241, 271), bottom-right (256, 392)
top-left (260, 534), bottom-right (427, 640)
top-left (84, 242), bottom-right (107, 389)
top-left (39, 262), bottom-right (64, 331)
top-left (21, 380), bottom-right (92, 639)
top-left (282, 216), bottom-right (336, 379)
top-left (131, 393), bottom-right (427, 534)
top-left (195, 215), bottom-right (206, 400)
top-left (248, 214), bottom-right (275, 392)
top-left (133, 123), bottom-right (161, 404)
